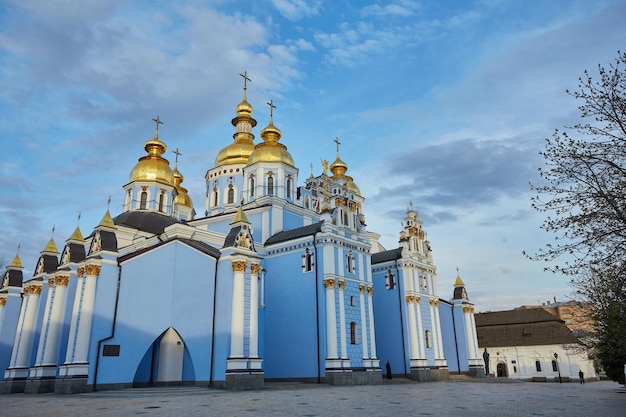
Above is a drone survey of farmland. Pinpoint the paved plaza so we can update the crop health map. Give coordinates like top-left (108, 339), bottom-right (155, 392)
top-left (1, 379), bottom-right (625, 417)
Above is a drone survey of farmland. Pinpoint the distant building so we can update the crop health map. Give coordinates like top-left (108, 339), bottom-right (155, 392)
top-left (518, 301), bottom-right (596, 337)
top-left (0, 79), bottom-right (482, 394)
top-left (476, 308), bottom-right (595, 382)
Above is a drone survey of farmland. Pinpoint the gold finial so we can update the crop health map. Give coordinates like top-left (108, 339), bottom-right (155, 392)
top-left (173, 148), bottom-right (182, 167)
top-left (152, 116), bottom-right (163, 140)
top-left (52, 225), bottom-right (55, 237)
top-left (267, 100), bottom-right (276, 120)
top-left (334, 137), bottom-right (341, 154)
top-left (77, 212), bottom-right (81, 225)
top-left (240, 70), bottom-right (251, 91)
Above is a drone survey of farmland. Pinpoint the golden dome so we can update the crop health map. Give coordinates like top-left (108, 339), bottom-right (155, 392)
top-left (173, 166), bottom-right (193, 207)
top-left (215, 93), bottom-right (258, 166)
top-left (247, 111), bottom-right (295, 166)
top-left (129, 121), bottom-right (174, 185)
top-left (330, 150), bottom-right (360, 195)
top-left (346, 177), bottom-right (361, 195)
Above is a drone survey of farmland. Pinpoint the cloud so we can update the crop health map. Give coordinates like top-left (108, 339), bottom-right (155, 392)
top-left (361, 0), bottom-right (422, 17)
top-left (271, 0), bottom-right (323, 21)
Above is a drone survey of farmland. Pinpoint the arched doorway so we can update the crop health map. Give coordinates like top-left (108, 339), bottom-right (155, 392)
top-left (133, 327), bottom-right (195, 387)
top-left (496, 362), bottom-right (508, 377)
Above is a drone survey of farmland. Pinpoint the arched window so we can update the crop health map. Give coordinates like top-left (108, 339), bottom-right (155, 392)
top-left (385, 269), bottom-right (395, 290)
top-left (346, 250), bottom-right (356, 274)
top-left (350, 322), bottom-right (357, 344)
top-left (302, 248), bottom-right (314, 272)
top-left (304, 195), bottom-right (310, 210)
top-left (227, 186), bottom-right (234, 204)
top-left (213, 188), bottom-right (218, 207)
top-left (267, 173), bottom-right (274, 195)
top-left (286, 176), bottom-right (292, 198)
top-left (158, 192), bottom-right (165, 212)
top-left (425, 330), bottom-right (432, 348)
top-left (551, 360), bottom-right (558, 372)
top-left (535, 360), bottom-right (542, 372)
top-left (140, 191), bottom-right (148, 210)
top-left (250, 175), bottom-right (255, 197)
top-left (125, 190), bottom-right (131, 211)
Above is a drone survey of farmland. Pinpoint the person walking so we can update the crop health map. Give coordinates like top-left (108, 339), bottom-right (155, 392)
top-left (386, 360), bottom-right (392, 380)
top-left (579, 369), bottom-right (585, 384)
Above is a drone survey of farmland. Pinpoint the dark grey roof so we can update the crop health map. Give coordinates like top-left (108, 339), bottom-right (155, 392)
top-left (113, 211), bottom-right (179, 235)
top-left (118, 237), bottom-right (220, 263)
top-left (371, 247), bottom-right (403, 265)
top-left (3, 269), bottom-right (23, 288)
top-left (265, 222), bottom-right (323, 245)
top-left (476, 308), bottom-right (581, 348)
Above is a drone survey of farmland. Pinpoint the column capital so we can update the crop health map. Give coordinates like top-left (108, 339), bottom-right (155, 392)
top-left (231, 260), bottom-right (247, 272)
top-left (429, 299), bottom-right (439, 306)
top-left (323, 278), bottom-right (336, 289)
top-left (405, 295), bottom-right (415, 304)
top-left (359, 284), bottom-right (365, 294)
top-left (463, 306), bottom-right (474, 313)
top-left (56, 275), bottom-right (70, 286)
top-left (250, 263), bottom-right (262, 274)
top-left (367, 285), bottom-right (373, 296)
top-left (338, 280), bottom-right (345, 290)
top-left (48, 277), bottom-right (55, 287)
top-left (77, 267), bottom-right (85, 278)
top-left (85, 264), bottom-right (101, 277)
top-left (415, 295), bottom-right (421, 303)
top-left (28, 285), bottom-right (42, 295)
top-left (0, 298), bottom-right (6, 306)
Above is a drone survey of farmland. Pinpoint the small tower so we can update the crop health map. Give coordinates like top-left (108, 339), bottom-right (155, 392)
top-left (123, 117), bottom-right (176, 215)
top-left (451, 271), bottom-right (484, 376)
top-left (89, 203), bottom-right (118, 257)
top-left (0, 247), bottom-right (25, 385)
top-left (59, 216), bottom-right (86, 267)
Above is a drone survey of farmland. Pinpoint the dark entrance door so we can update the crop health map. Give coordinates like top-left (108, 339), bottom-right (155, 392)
top-left (496, 362), bottom-right (507, 377)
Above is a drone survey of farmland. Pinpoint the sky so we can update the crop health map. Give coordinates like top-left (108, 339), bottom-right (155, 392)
top-left (1, 0), bottom-right (624, 312)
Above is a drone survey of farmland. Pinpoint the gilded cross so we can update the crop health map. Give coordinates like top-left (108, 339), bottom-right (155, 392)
top-left (173, 148), bottom-right (182, 164)
top-left (152, 116), bottom-right (164, 131)
top-left (334, 137), bottom-right (341, 153)
top-left (267, 100), bottom-right (276, 118)
top-left (240, 70), bottom-right (251, 90)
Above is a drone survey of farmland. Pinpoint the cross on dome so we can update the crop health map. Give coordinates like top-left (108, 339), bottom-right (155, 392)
top-left (267, 100), bottom-right (276, 119)
top-left (240, 70), bottom-right (251, 91)
top-left (152, 116), bottom-right (164, 131)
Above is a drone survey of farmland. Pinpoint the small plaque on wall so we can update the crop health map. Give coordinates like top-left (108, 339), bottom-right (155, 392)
top-left (102, 344), bottom-right (120, 356)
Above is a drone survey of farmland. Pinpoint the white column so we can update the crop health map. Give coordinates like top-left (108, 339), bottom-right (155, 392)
top-left (229, 260), bottom-right (247, 359)
top-left (324, 278), bottom-right (338, 359)
top-left (34, 278), bottom-right (55, 366)
top-left (415, 297), bottom-right (425, 359)
top-left (338, 280), bottom-right (348, 360)
top-left (359, 285), bottom-right (368, 360)
top-left (0, 298), bottom-right (6, 333)
top-left (73, 264), bottom-right (100, 363)
top-left (14, 284), bottom-right (43, 368)
top-left (366, 285), bottom-right (377, 361)
top-left (464, 306), bottom-right (480, 362)
top-left (433, 301), bottom-right (446, 364)
top-left (406, 296), bottom-right (420, 360)
top-left (249, 263), bottom-right (260, 358)
top-left (42, 275), bottom-right (69, 365)
top-left (64, 272), bottom-right (85, 364)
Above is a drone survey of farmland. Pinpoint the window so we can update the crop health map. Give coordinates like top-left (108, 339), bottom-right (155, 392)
top-left (140, 191), bottom-right (148, 210)
top-left (385, 269), bottom-right (395, 290)
top-left (350, 322), bottom-right (357, 344)
top-left (350, 296), bottom-right (355, 306)
top-left (125, 190), bottom-right (131, 210)
top-left (250, 175), bottom-right (255, 197)
top-left (287, 176), bottom-right (292, 198)
top-left (302, 248), bottom-right (314, 273)
top-left (535, 361), bottom-right (542, 372)
top-left (425, 330), bottom-right (432, 348)
top-left (304, 195), bottom-right (310, 210)
top-left (227, 186), bottom-right (234, 204)
top-left (552, 360), bottom-right (558, 372)
top-left (158, 192), bottom-right (164, 212)
top-left (213, 188), bottom-right (218, 207)
top-left (267, 173), bottom-right (274, 195)
top-left (421, 274), bottom-right (427, 290)
top-left (346, 250), bottom-right (356, 274)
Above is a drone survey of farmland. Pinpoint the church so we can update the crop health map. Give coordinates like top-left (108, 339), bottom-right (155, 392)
top-left (0, 74), bottom-right (483, 394)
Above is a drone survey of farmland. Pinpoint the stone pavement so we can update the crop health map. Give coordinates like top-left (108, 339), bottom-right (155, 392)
top-left (1, 379), bottom-right (625, 417)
